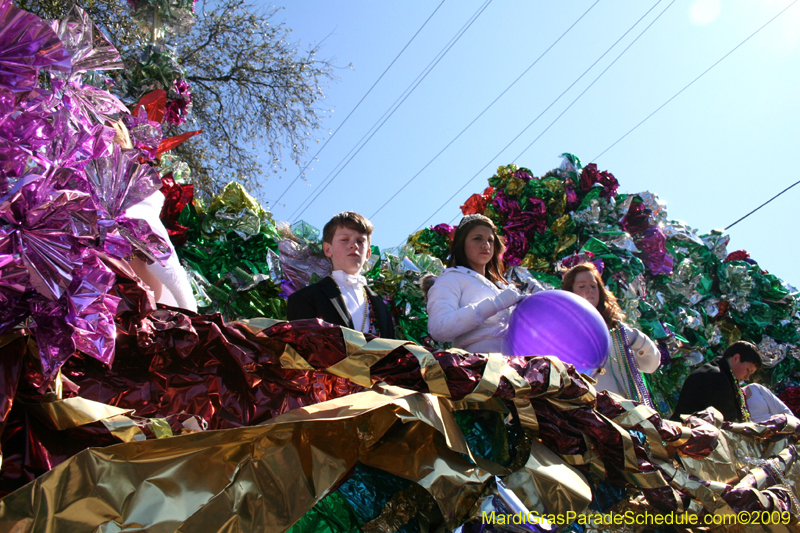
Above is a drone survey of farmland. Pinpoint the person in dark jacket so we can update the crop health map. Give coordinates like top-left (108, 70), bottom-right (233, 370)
top-left (287, 212), bottom-right (394, 339)
top-left (671, 340), bottom-right (762, 422)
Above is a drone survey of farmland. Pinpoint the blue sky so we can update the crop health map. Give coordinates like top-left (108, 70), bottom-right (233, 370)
top-left (259, 0), bottom-right (800, 284)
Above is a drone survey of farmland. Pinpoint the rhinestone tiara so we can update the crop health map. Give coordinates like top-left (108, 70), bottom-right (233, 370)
top-left (457, 214), bottom-right (494, 229)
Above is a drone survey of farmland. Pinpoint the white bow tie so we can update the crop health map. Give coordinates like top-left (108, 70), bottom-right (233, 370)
top-left (332, 270), bottom-right (367, 289)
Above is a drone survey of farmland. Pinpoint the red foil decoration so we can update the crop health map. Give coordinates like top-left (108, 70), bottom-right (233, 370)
top-left (724, 249), bottom-right (751, 263)
top-left (459, 186), bottom-right (494, 216)
top-left (159, 174), bottom-right (193, 247)
top-left (778, 386), bottom-right (800, 418)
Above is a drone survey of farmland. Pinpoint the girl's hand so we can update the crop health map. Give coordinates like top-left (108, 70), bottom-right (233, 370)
top-left (475, 289), bottom-right (524, 320)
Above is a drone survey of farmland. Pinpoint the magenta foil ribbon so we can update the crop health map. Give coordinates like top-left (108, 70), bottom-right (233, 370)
top-left (0, 0), bottom-right (71, 92)
top-left (0, 175), bottom-right (120, 380)
top-left (0, 3), bottom-right (170, 381)
top-left (84, 145), bottom-right (171, 264)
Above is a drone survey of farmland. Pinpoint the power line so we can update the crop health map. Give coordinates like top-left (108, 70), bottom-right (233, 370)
top-left (405, 0), bottom-right (663, 241)
top-left (368, 0), bottom-right (601, 222)
top-left (270, 0), bottom-right (446, 209)
top-left (725, 179), bottom-right (800, 230)
top-left (289, 1), bottom-right (491, 222)
top-left (289, 0), bottom-right (492, 222)
top-left (514, 0), bottom-right (674, 161)
top-left (592, 0), bottom-right (799, 162)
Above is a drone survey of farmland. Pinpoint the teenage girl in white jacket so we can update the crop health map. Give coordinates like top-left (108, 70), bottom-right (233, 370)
top-left (426, 214), bottom-right (524, 353)
top-left (562, 262), bottom-right (660, 405)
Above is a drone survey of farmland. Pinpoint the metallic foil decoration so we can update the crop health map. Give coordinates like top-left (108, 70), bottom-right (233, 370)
top-left (127, 0), bottom-right (197, 37)
top-left (703, 230), bottom-right (731, 262)
top-left (571, 198), bottom-right (601, 226)
top-left (84, 144), bottom-right (172, 264)
top-left (0, 386), bottom-right (590, 532)
top-left (759, 336), bottom-right (788, 369)
top-left (290, 220), bottom-right (320, 242)
top-left (1, 317), bottom-right (800, 530)
top-left (604, 231), bottom-right (639, 254)
top-left (663, 220), bottom-right (705, 246)
top-left (278, 238), bottom-right (331, 297)
top-left (49, 6), bottom-right (128, 126)
top-left (0, 175), bottom-right (125, 379)
top-left (0, 0), bottom-right (72, 93)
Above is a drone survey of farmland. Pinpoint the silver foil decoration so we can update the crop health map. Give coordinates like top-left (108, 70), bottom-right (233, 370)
top-left (758, 336), bottom-right (787, 368)
top-left (572, 199), bottom-right (601, 226)
top-left (604, 231), bottom-right (639, 253)
top-left (705, 323), bottom-right (723, 346)
top-left (702, 230), bottom-right (730, 262)
top-left (704, 298), bottom-right (721, 319)
top-left (663, 220), bottom-right (705, 246)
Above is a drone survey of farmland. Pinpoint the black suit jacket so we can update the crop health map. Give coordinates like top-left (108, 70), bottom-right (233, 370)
top-left (670, 357), bottom-right (741, 422)
top-left (286, 276), bottom-right (395, 339)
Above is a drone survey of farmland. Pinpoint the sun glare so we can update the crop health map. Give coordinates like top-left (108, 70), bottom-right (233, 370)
top-left (689, 0), bottom-right (722, 26)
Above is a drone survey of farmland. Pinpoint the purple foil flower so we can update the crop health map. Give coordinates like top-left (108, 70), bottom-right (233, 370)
top-left (0, 0), bottom-right (71, 92)
top-left (0, 173), bottom-right (122, 380)
top-left (83, 144), bottom-right (171, 264)
top-left (0, 89), bottom-right (58, 192)
top-left (622, 196), bottom-right (674, 275)
top-left (636, 225), bottom-right (674, 275)
top-left (53, 77), bottom-right (129, 127)
top-left (502, 231), bottom-right (527, 266)
top-left (29, 296), bottom-right (76, 380)
top-left (27, 254), bottom-right (120, 382)
top-left (432, 223), bottom-right (454, 237)
top-left (0, 174), bottom-right (98, 301)
top-left (164, 77), bottom-right (192, 126)
top-left (1, 91), bottom-right (114, 184)
top-left (501, 199), bottom-right (547, 265)
top-left (504, 198), bottom-right (547, 235)
top-left (514, 169), bottom-right (533, 181)
top-left (621, 196), bottom-right (651, 234)
top-left (123, 109), bottom-right (163, 159)
top-left (50, 6), bottom-right (124, 75)
top-left (492, 189), bottom-right (521, 222)
top-left (565, 183), bottom-right (579, 211)
top-left (42, 107), bottom-right (115, 173)
top-left (580, 163), bottom-right (619, 198)
top-left (504, 210), bottom-right (546, 236)
top-left (64, 254), bottom-right (120, 366)
top-left (49, 6), bottom-right (128, 126)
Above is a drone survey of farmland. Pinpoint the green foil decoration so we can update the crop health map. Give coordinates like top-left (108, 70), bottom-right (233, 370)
top-left (453, 409), bottom-right (510, 465)
top-left (407, 228), bottom-right (450, 263)
top-left (174, 184), bottom-right (285, 321)
top-left (287, 490), bottom-right (361, 533)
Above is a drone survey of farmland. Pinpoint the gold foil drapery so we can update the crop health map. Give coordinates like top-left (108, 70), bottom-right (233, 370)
top-left (3, 317), bottom-right (800, 532)
top-left (0, 385), bottom-right (591, 532)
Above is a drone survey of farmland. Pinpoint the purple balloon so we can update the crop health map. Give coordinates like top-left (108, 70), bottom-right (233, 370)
top-left (507, 290), bottom-right (610, 376)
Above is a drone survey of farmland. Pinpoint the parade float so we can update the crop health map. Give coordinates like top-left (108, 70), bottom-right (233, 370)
top-left (1, 1), bottom-right (800, 531)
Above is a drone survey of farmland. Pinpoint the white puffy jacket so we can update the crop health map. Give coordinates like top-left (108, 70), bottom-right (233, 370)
top-left (426, 266), bottom-right (522, 353)
top-left (744, 383), bottom-right (793, 423)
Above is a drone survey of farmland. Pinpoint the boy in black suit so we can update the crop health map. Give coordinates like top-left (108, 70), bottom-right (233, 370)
top-left (286, 212), bottom-right (395, 338)
top-left (671, 340), bottom-right (762, 422)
